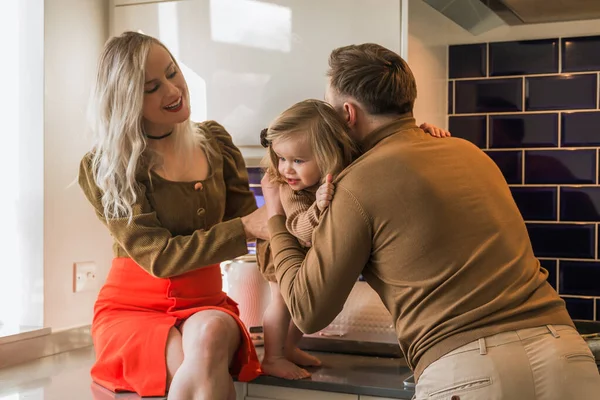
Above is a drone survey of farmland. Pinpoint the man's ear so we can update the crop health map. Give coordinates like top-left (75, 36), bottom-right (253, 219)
top-left (343, 102), bottom-right (358, 128)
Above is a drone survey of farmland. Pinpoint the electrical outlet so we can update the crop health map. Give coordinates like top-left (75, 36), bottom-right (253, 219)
top-left (73, 261), bottom-right (97, 293)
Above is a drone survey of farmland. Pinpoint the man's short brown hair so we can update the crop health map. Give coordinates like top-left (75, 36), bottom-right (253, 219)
top-left (327, 43), bottom-right (417, 116)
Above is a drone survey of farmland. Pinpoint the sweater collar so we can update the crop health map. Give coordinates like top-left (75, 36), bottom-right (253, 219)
top-left (359, 113), bottom-right (418, 153)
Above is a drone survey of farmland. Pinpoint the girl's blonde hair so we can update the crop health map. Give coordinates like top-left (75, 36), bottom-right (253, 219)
top-left (262, 99), bottom-right (358, 184)
top-left (88, 31), bottom-right (213, 222)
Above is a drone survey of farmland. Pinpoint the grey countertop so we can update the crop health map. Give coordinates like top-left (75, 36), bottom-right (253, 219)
top-left (249, 320), bottom-right (600, 399)
top-left (251, 349), bottom-right (415, 399)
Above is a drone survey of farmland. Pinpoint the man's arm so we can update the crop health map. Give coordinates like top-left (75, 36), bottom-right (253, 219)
top-left (268, 186), bottom-right (372, 333)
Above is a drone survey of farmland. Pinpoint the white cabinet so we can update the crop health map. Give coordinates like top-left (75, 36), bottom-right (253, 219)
top-left (246, 384), bottom-right (357, 400)
top-left (235, 382), bottom-right (247, 400)
top-left (111, 0), bottom-right (404, 159)
top-left (113, 0), bottom-right (181, 5)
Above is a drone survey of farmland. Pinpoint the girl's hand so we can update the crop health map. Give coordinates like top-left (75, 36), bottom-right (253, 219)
top-left (316, 174), bottom-right (335, 212)
top-left (261, 174), bottom-right (285, 218)
top-left (420, 122), bottom-right (451, 138)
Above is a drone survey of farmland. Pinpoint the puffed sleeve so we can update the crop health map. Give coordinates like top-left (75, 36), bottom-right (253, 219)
top-left (204, 120), bottom-right (258, 221)
top-left (78, 152), bottom-right (249, 278)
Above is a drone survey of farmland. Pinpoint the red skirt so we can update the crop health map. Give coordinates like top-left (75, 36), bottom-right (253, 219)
top-left (91, 257), bottom-right (262, 397)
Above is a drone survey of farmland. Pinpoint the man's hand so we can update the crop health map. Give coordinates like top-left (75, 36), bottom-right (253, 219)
top-left (316, 174), bottom-right (335, 212)
top-left (241, 206), bottom-right (269, 240)
top-left (420, 122), bottom-right (451, 138)
top-left (261, 174), bottom-right (285, 218)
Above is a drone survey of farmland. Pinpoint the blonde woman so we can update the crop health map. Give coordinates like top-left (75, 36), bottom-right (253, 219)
top-left (78, 31), bottom-right (266, 400)
top-left (257, 99), bottom-right (449, 380)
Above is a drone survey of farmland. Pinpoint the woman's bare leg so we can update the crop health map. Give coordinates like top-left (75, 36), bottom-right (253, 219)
top-left (167, 310), bottom-right (240, 400)
top-left (165, 326), bottom-right (184, 390)
top-left (261, 282), bottom-right (310, 380)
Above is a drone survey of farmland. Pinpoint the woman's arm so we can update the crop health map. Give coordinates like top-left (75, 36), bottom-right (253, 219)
top-left (78, 147), bottom-right (250, 278)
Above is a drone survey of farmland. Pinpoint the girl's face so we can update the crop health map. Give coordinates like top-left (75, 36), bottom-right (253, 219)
top-left (272, 134), bottom-right (321, 191)
top-left (142, 44), bottom-right (190, 135)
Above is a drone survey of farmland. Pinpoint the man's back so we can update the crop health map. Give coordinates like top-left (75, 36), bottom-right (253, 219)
top-left (337, 116), bottom-right (572, 378)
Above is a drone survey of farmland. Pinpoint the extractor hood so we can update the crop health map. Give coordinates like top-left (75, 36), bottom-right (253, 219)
top-left (422, 0), bottom-right (600, 35)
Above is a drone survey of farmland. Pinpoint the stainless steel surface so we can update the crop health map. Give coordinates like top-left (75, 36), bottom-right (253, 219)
top-left (308, 281), bottom-right (397, 344)
top-left (492, 0), bottom-right (600, 25)
top-left (422, 0), bottom-right (600, 36)
top-left (575, 320), bottom-right (600, 363)
top-left (422, 0), bottom-right (506, 35)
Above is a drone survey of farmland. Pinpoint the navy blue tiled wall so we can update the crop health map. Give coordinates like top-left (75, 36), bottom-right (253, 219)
top-left (449, 35), bottom-right (600, 321)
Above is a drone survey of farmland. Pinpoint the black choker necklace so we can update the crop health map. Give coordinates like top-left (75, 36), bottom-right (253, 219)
top-left (145, 130), bottom-right (173, 140)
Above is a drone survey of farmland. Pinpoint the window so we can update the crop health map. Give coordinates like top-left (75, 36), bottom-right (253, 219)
top-left (0, 0), bottom-right (44, 336)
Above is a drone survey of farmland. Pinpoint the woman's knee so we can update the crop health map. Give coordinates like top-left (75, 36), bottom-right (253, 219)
top-left (182, 310), bottom-right (240, 358)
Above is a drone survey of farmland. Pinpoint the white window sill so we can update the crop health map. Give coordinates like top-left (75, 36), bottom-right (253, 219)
top-left (0, 327), bottom-right (51, 345)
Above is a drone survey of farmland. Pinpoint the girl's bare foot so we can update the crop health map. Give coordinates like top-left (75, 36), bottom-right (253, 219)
top-left (262, 356), bottom-right (311, 380)
top-left (286, 347), bottom-right (322, 367)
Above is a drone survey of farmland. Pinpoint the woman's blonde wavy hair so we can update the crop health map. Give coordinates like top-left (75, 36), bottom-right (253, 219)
top-left (88, 31), bottom-right (213, 222)
top-left (262, 99), bottom-right (358, 185)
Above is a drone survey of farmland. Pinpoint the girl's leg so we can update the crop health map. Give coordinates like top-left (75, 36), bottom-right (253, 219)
top-left (261, 282), bottom-right (311, 380)
top-left (284, 322), bottom-right (322, 367)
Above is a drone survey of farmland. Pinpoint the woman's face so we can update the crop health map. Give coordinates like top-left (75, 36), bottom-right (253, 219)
top-left (142, 44), bottom-right (190, 133)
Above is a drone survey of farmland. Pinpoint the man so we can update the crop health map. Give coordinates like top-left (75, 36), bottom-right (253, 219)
top-left (261, 43), bottom-right (600, 399)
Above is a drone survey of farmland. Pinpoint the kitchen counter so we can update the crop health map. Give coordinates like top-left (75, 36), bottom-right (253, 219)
top-left (1, 322), bottom-right (599, 400)
top-left (251, 349), bottom-right (415, 399)
top-left (0, 346), bottom-right (414, 400)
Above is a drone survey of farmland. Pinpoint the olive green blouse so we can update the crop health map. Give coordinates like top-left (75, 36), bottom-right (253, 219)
top-left (78, 120), bottom-right (258, 278)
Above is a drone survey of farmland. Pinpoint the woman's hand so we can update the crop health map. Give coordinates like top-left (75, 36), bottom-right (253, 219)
top-left (261, 174), bottom-right (285, 218)
top-left (420, 122), bottom-right (451, 138)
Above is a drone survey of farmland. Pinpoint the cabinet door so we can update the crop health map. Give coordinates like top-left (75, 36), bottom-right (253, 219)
top-left (111, 0), bottom-right (402, 149)
top-left (247, 384), bottom-right (357, 400)
top-left (114, 0), bottom-right (180, 5)
top-left (234, 382), bottom-right (247, 400)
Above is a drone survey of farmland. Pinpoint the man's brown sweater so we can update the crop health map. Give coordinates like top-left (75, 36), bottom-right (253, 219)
top-left (268, 114), bottom-right (573, 380)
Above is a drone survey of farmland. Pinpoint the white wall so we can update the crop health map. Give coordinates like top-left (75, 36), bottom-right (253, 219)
top-left (44, 0), bottom-right (112, 329)
top-left (408, 0), bottom-right (450, 129)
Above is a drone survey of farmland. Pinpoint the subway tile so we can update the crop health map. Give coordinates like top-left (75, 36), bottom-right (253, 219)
top-left (524, 149), bottom-right (596, 184)
top-left (526, 223), bottom-right (595, 259)
top-left (448, 81), bottom-right (454, 114)
top-left (597, 299), bottom-right (600, 321)
top-left (560, 261), bottom-right (600, 297)
top-left (525, 74), bottom-right (597, 111)
top-left (448, 116), bottom-right (486, 148)
top-left (561, 112), bottom-right (600, 147)
top-left (490, 39), bottom-right (558, 76)
top-left (485, 151), bottom-right (522, 184)
top-left (540, 259), bottom-right (557, 290)
top-left (490, 114), bottom-right (558, 148)
top-left (562, 35), bottom-right (600, 72)
top-left (562, 297), bottom-right (595, 320)
top-left (249, 186), bottom-right (265, 208)
top-left (560, 187), bottom-right (600, 222)
top-left (510, 187), bottom-right (557, 221)
top-left (449, 44), bottom-right (486, 79)
top-left (455, 78), bottom-right (523, 114)
top-left (247, 168), bottom-right (263, 185)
